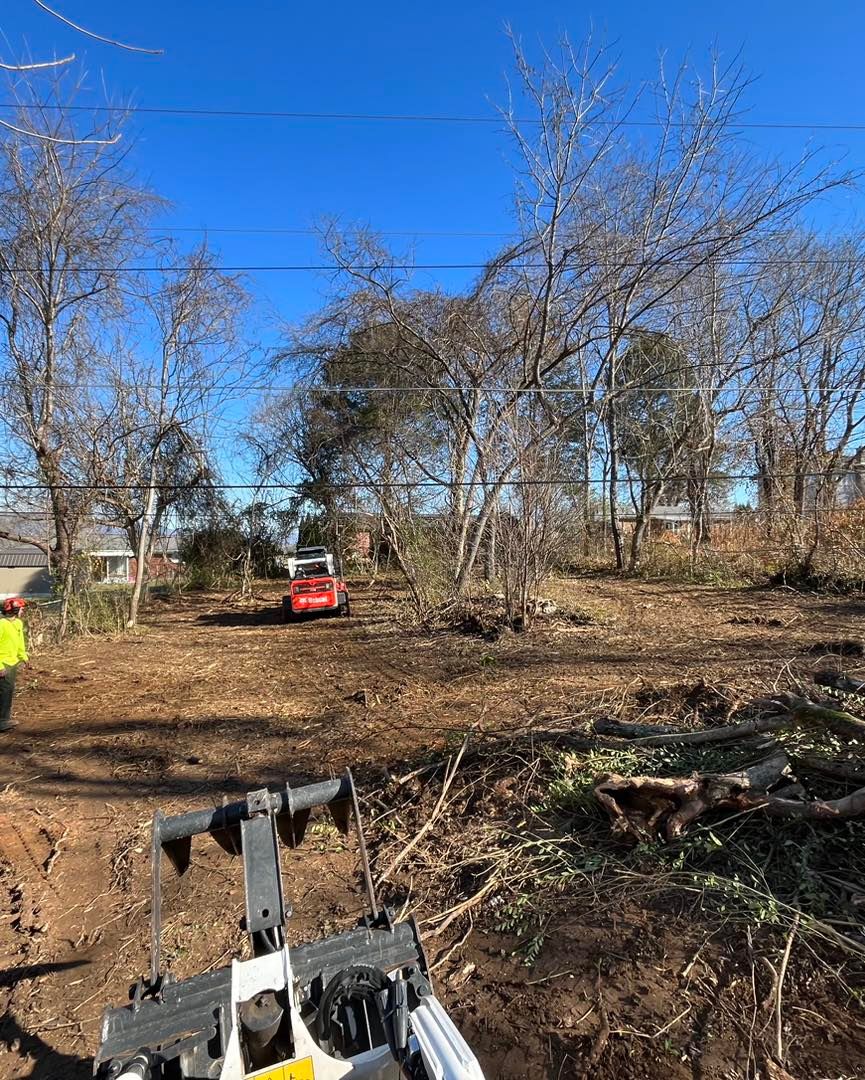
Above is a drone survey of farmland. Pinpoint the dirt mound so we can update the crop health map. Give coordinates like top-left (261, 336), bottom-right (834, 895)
top-left (806, 638), bottom-right (865, 657)
top-left (631, 679), bottom-right (743, 725)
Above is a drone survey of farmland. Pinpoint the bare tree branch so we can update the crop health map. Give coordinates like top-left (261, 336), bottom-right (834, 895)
top-left (0, 54), bottom-right (75, 71)
top-left (31, 0), bottom-right (163, 55)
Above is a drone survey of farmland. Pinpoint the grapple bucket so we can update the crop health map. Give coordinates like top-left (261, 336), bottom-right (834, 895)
top-left (95, 774), bottom-right (485, 1080)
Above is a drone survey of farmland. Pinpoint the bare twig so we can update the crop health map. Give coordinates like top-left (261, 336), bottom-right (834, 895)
top-left (0, 55), bottom-right (75, 71)
top-left (0, 116), bottom-right (120, 145)
top-left (580, 995), bottom-right (610, 1077)
top-left (775, 912), bottom-right (800, 1064)
top-left (378, 731), bottom-right (471, 882)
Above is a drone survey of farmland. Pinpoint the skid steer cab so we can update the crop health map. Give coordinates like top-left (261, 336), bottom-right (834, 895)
top-left (95, 774), bottom-right (485, 1080)
top-left (282, 547), bottom-right (351, 622)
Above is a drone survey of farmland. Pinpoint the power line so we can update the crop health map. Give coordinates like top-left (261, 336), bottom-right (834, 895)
top-left (5, 102), bottom-right (865, 132)
top-left (144, 225), bottom-right (818, 242)
top-left (8, 380), bottom-right (865, 397)
top-left (0, 469), bottom-right (862, 491)
top-left (1, 257), bottom-right (864, 273)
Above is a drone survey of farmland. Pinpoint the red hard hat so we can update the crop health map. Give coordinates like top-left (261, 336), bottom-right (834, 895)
top-left (2, 597), bottom-right (26, 614)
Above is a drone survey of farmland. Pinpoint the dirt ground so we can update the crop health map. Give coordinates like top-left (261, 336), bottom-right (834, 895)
top-left (0, 576), bottom-right (864, 1079)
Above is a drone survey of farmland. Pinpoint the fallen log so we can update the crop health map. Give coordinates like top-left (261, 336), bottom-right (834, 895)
top-left (792, 755), bottom-right (865, 787)
top-left (786, 697), bottom-right (865, 738)
top-left (591, 698), bottom-right (865, 746)
top-left (593, 713), bottom-right (792, 746)
top-left (593, 717), bottom-right (685, 738)
top-left (594, 752), bottom-right (791, 841)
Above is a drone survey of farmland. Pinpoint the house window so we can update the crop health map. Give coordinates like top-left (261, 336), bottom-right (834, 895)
top-left (105, 555), bottom-right (128, 582)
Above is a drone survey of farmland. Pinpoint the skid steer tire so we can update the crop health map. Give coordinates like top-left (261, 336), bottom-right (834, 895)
top-left (338, 592), bottom-right (351, 618)
top-left (282, 597), bottom-right (297, 623)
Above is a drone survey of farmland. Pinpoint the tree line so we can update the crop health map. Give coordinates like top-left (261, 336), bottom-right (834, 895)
top-left (256, 37), bottom-right (865, 623)
top-left (3, 40), bottom-right (865, 634)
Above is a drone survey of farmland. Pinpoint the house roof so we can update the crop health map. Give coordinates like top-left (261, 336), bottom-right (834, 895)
top-left (82, 532), bottom-right (133, 555)
top-left (0, 551), bottom-right (48, 568)
top-left (0, 514), bottom-right (180, 564)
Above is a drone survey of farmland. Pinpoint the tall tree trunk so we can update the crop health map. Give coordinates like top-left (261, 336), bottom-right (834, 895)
top-left (628, 481), bottom-right (663, 572)
top-left (484, 504), bottom-right (498, 583)
top-left (454, 480), bottom-right (506, 593)
top-left (607, 405), bottom-right (625, 570)
top-left (127, 468), bottom-right (158, 628)
top-left (628, 516), bottom-right (648, 572)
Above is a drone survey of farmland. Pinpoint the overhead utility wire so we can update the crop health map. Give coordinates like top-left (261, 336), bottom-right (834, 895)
top-left (3, 257), bottom-right (865, 271)
top-left (3, 102), bottom-right (865, 131)
top-left (143, 225), bottom-right (811, 241)
top-left (1, 469), bottom-right (863, 492)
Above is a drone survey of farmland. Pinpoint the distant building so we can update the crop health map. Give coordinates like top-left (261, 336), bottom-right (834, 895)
top-left (825, 449), bottom-right (865, 508)
top-left (0, 516), bottom-right (181, 599)
top-left (85, 530), bottom-right (182, 586)
top-left (0, 543), bottom-right (52, 599)
top-left (617, 504), bottom-right (736, 537)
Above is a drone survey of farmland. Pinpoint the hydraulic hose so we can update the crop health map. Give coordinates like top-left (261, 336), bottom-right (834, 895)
top-left (114, 1050), bottom-right (151, 1080)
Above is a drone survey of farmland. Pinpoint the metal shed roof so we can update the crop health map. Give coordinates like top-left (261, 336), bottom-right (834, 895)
top-left (0, 551), bottom-right (48, 568)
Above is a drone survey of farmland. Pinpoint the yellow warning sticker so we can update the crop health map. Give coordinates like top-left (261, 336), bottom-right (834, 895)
top-left (245, 1057), bottom-right (315, 1080)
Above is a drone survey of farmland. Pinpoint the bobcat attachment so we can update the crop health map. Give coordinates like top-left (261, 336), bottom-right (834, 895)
top-left (95, 774), bottom-right (485, 1080)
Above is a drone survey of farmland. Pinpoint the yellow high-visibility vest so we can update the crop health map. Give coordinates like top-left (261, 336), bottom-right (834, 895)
top-left (0, 617), bottom-right (27, 668)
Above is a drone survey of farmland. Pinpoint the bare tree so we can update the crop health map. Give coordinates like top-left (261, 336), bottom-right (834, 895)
top-left (264, 34), bottom-right (856, 614)
top-left (0, 98), bottom-right (154, 633)
top-left (78, 245), bottom-right (250, 626)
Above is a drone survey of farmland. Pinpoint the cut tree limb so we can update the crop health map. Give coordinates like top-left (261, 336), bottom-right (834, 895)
top-left (594, 717), bottom-right (685, 738)
top-left (592, 698), bottom-right (865, 746)
top-left (593, 714), bottom-right (792, 746)
top-left (742, 786), bottom-right (865, 820)
top-left (785, 698), bottom-right (865, 740)
top-left (594, 752), bottom-right (791, 841)
top-left (792, 755), bottom-right (865, 786)
top-left (814, 670), bottom-right (865, 696)
top-left (596, 749), bottom-right (865, 838)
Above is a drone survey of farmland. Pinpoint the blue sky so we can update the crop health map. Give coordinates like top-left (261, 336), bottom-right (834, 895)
top-left (2, 0), bottom-right (865, 494)
top-left (2, 0), bottom-right (864, 329)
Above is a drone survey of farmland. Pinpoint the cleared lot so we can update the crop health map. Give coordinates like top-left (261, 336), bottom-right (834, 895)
top-left (0, 578), bottom-right (863, 1078)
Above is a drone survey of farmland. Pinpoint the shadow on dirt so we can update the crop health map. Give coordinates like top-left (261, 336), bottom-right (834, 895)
top-left (0, 964), bottom-right (92, 1078)
top-left (195, 606), bottom-right (285, 627)
top-left (195, 607), bottom-right (357, 629)
top-left (0, 959), bottom-right (89, 989)
top-left (0, 709), bottom-right (386, 803)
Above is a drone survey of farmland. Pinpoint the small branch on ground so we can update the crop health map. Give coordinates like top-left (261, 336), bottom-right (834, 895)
top-left (775, 912), bottom-right (800, 1065)
top-left (378, 731), bottom-right (471, 882)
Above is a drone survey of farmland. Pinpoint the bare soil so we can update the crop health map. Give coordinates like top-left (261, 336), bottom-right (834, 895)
top-left (0, 577), bottom-right (863, 1079)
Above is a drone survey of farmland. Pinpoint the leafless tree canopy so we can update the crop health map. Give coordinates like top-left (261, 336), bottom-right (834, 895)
top-left (258, 36), bottom-right (862, 620)
top-left (0, 77), bottom-right (250, 634)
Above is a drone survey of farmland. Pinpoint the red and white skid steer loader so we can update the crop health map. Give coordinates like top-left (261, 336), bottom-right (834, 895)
top-left (282, 547), bottom-right (351, 623)
top-left (95, 774), bottom-right (486, 1080)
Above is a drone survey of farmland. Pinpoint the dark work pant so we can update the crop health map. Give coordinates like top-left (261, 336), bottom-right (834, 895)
top-left (0, 664), bottom-right (17, 725)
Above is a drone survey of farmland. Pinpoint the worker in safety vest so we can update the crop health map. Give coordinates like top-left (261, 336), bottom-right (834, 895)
top-left (0, 597), bottom-right (28, 731)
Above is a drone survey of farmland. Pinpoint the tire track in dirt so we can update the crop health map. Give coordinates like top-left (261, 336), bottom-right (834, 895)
top-left (0, 812), bottom-right (54, 884)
